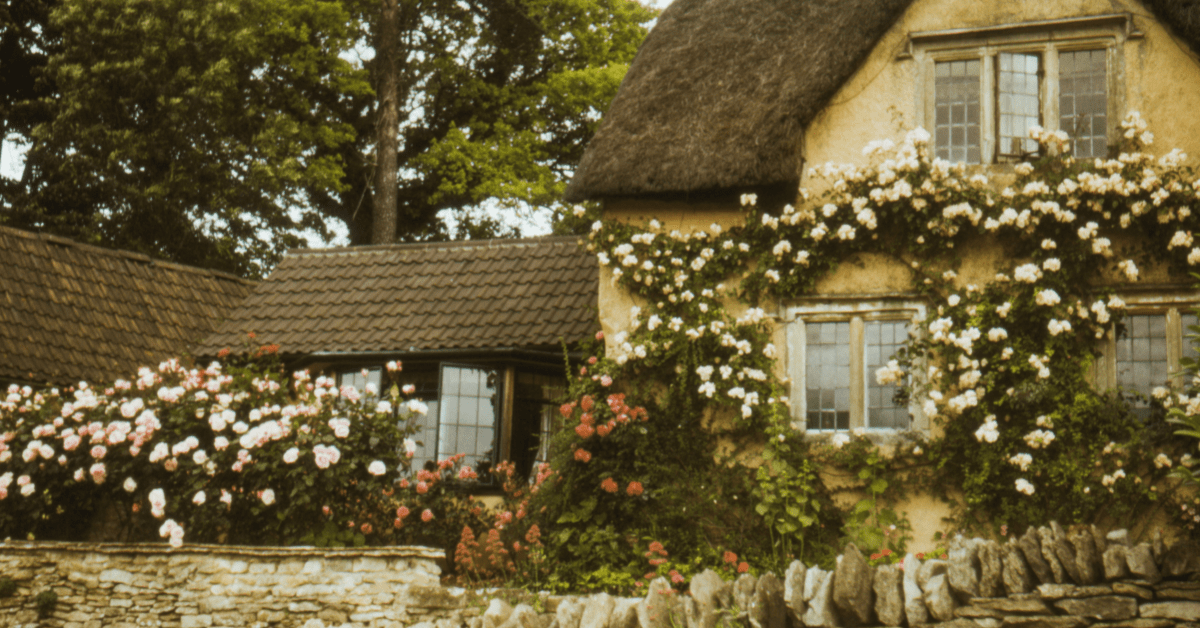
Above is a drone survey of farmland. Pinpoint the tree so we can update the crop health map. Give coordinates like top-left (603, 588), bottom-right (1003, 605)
top-left (333, 0), bottom-right (655, 245)
top-left (5, 0), bottom-right (369, 277)
top-left (1, 0), bottom-right (653, 276)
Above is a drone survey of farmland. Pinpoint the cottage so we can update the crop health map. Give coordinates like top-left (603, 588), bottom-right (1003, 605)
top-left (197, 236), bottom-right (598, 480)
top-left (0, 225), bottom-right (254, 387)
top-left (564, 0), bottom-right (1200, 543)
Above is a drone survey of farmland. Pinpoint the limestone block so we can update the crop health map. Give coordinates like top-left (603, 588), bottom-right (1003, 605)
top-left (1049, 522), bottom-right (1082, 584)
top-left (871, 564), bottom-right (904, 627)
top-left (1001, 542), bottom-right (1032, 595)
top-left (556, 597), bottom-right (583, 628)
top-left (998, 616), bottom-right (1088, 628)
top-left (1156, 586), bottom-right (1200, 601)
top-left (689, 569), bottom-right (730, 628)
top-left (969, 598), bottom-right (1051, 614)
top-left (639, 578), bottom-right (683, 628)
top-left (1111, 582), bottom-right (1153, 600)
top-left (180, 615), bottom-right (213, 628)
top-left (1068, 529), bottom-right (1101, 585)
top-left (978, 541), bottom-right (1004, 598)
top-left (1091, 620), bottom-right (1173, 628)
top-left (917, 559), bottom-right (948, 591)
top-left (751, 572), bottom-right (786, 628)
top-left (1037, 527), bottom-right (1066, 584)
top-left (832, 545), bottom-right (873, 627)
top-left (902, 554), bottom-right (929, 626)
top-left (733, 573), bottom-right (758, 614)
top-left (1103, 545), bottom-right (1130, 581)
top-left (1106, 529), bottom-right (1130, 546)
top-left (1052, 596), bottom-right (1136, 620)
top-left (801, 569), bottom-right (837, 628)
top-left (948, 536), bottom-right (982, 598)
top-left (803, 567), bottom-right (828, 603)
top-left (783, 561), bottom-right (807, 626)
top-left (480, 597), bottom-right (513, 628)
top-left (580, 593), bottom-right (615, 628)
top-left (498, 603), bottom-right (539, 628)
top-left (100, 570), bottom-right (135, 586)
top-left (612, 597), bottom-right (641, 628)
top-left (1125, 543), bottom-right (1161, 584)
top-left (1018, 529), bottom-right (1054, 585)
top-left (1139, 602), bottom-right (1200, 621)
top-left (923, 573), bottom-right (956, 622)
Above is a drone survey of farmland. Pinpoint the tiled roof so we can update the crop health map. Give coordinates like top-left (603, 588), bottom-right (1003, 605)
top-left (0, 226), bottom-right (256, 386)
top-left (197, 236), bottom-right (599, 357)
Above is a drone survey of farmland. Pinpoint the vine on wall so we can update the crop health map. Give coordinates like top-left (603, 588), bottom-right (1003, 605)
top-left (563, 113), bottom-right (1200, 563)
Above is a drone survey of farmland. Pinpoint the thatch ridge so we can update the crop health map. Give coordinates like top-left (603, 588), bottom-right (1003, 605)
top-left (566, 0), bottom-right (1200, 202)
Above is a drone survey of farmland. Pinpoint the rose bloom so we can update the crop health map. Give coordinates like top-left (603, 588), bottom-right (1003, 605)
top-left (282, 447), bottom-right (299, 464)
top-left (368, 460), bottom-right (387, 476)
top-left (260, 489), bottom-right (275, 505)
top-left (574, 449), bottom-right (592, 463)
top-left (421, 509), bottom-right (434, 522)
top-left (626, 481), bottom-right (644, 496)
top-left (601, 477), bottom-right (618, 493)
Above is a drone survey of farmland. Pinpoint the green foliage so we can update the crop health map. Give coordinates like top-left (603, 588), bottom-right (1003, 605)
top-left (2, 0), bottom-right (654, 275)
top-left (0, 577), bottom-right (16, 598)
top-left (34, 589), bottom-right (56, 617)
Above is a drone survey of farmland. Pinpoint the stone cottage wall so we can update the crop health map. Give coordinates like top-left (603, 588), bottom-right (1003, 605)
top-left (1, 524), bottom-right (1198, 628)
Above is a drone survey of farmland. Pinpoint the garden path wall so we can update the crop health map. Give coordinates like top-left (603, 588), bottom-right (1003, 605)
top-left (1, 523), bottom-right (1199, 628)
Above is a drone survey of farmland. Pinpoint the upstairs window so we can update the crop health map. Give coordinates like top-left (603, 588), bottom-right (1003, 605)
top-left (914, 14), bottom-right (1134, 163)
top-left (1113, 310), bottom-right (1198, 416)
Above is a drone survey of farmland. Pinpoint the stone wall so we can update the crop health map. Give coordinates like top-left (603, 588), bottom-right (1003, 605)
top-left (1, 524), bottom-right (1198, 628)
top-left (0, 541), bottom-right (463, 628)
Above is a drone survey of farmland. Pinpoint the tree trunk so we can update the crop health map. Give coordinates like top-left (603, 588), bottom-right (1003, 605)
top-left (372, 0), bottom-right (399, 244)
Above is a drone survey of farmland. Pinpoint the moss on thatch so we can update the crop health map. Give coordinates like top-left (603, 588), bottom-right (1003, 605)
top-left (566, 0), bottom-right (1200, 203)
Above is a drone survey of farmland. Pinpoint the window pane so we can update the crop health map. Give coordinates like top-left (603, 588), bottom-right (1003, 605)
top-left (935, 59), bottom-right (981, 163)
top-left (867, 320), bottom-right (910, 429)
top-left (805, 321), bottom-right (851, 430)
top-left (1059, 49), bottom-right (1107, 158)
top-left (1116, 314), bottom-right (1169, 417)
top-left (998, 52), bottom-right (1040, 156)
top-left (438, 365), bottom-right (501, 472)
top-left (1183, 313), bottom-right (1200, 362)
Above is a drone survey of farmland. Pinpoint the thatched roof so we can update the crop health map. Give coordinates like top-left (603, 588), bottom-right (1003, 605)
top-left (566, 0), bottom-right (1200, 202)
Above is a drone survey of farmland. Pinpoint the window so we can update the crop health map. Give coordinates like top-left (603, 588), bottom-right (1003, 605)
top-left (1112, 309), bottom-right (1198, 415)
top-left (337, 362), bottom-right (565, 480)
top-left (911, 14), bottom-right (1134, 163)
top-left (1093, 298), bottom-right (1199, 416)
top-left (787, 300), bottom-right (926, 433)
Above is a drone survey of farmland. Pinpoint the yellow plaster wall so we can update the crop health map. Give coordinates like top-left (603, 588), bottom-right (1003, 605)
top-left (594, 0), bottom-right (1200, 552)
top-left (805, 0), bottom-right (1200, 169)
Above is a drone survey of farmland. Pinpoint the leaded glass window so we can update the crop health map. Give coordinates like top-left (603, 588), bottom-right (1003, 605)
top-left (866, 320), bottom-right (910, 429)
top-left (1059, 49), bottom-right (1107, 159)
top-left (935, 59), bottom-right (981, 164)
top-left (998, 52), bottom-right (1040, 157)
top-left (806, 321), bottom-right (851, 430)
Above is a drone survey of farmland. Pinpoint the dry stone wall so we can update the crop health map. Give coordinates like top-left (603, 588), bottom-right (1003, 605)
top-left (0, 524), bottom-right (1197, 628)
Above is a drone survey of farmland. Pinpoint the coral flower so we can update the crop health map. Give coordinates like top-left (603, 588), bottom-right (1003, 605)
top-left (574, 448), bottom-right (592, 463)
top-left (626, 481), bottom-right (644, 496)
top-left (600, 477), bottom-right (618, 493)
top-left (575, 423), bottom-right (595, 439)
top-left (421, 509), bottom-right (434, 522)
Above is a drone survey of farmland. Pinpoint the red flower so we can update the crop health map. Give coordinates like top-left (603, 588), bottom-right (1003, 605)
top-left (581, 395), bottom-right (595, 411)
top-left (723, 551), bottom-right (738, 565)
top-left (574, 449), bottom-right (592, 463)
top-left (600, 478), bottom-right (618, 493)
top-left (421, 509), bottom-right (434, 522)
top-left (595, 331), bottom-right (604, 341)
top-left (737, 562), bottom-right (749, 574)
top-left (575, 423), bottom-right (596, 439)
top-left (559, 402), bottom-right (575, 418)
top-left (597, 422), bottom-right (612, 437)
top-left (670, 570), bottom-right (684, 584)
top-left (627, 481), bottom-right (644, 497)
top-left (217, 348), bottom-right (231, 359)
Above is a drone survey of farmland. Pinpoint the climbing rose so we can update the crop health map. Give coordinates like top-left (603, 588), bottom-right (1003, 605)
top-left (601, 478), bottom-right (618, 493)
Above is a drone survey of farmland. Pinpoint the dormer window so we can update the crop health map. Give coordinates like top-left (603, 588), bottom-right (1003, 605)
top-left (911, 14), bottom-right (1137, 163)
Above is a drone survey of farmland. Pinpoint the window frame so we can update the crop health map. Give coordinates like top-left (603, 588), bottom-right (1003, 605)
top-left (785, 297), bottom-right (928, 436)
top-left (907, 13), bottom-right (1137, 164)
top-left (1092, 290), bottom-right (1200, 393)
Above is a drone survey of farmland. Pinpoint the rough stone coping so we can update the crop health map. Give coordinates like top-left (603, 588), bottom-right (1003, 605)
top-left (0, 540), bottom-right (444, 561)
